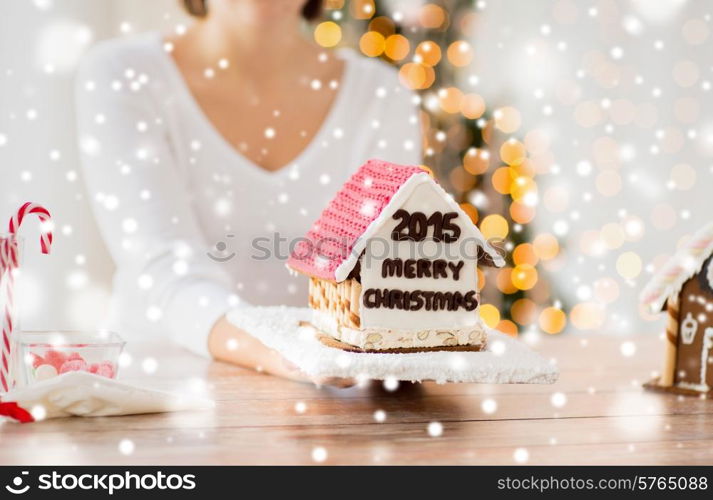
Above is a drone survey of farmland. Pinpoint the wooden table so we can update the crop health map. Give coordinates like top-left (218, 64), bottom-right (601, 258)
top-left (1, 333), bottom-right (712, 465)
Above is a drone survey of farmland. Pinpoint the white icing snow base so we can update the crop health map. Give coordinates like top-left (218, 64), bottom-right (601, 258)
top-left (226, 306), bottom-right (559, 384)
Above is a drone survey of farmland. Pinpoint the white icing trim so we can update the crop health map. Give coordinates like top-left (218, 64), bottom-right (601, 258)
top-left (333, 173), bottom-right (505, 282)
top-left (699, 327), bottom-right (713, 392)
top-left (312, 309), bottom-right (487, 350)
top-left (677, 381), bottom-right (709, 392)
top-left (640, 222), bottom-right (713, 313)
top-left (681, 313), bottom-right (699, 344)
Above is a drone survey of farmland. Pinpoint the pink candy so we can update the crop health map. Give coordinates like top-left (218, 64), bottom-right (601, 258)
top-left (35, 349), bottom-right (117, 379)
top-left (89, 362), bottom-right (115, 379)
top-left (59, 359), bottom-right (89, 374)
top-left (29, 353), bottom-right (45, 369)
top-left (43, 350), bottom-right (68, 371)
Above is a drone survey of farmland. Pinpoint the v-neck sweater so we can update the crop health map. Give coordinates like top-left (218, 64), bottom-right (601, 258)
top-left (76, 33), bottom-right (421, 356)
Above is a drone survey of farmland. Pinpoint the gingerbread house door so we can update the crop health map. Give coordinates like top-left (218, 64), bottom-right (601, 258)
top-left (674, 257), bottom-right (713, 392)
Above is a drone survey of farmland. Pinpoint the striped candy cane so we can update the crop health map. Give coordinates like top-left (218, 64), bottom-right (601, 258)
top-left (1, 203), bottom-right (53, 393)
top-left (9, 202), bottom-right (53, 255)
top-left (0, 239), bottom-right (16, 392)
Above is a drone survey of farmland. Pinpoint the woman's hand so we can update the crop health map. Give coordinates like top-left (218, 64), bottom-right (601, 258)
top-left (208, 316), bottom-right (356, 388)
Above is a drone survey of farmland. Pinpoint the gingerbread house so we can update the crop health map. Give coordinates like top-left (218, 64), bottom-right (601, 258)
top-left (640, 222), bottom-right (713, 396)
top-left (287, 159), bottom-right (505, 353)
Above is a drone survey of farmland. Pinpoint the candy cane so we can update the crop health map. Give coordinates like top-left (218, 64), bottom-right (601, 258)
top-left (0, 237), bottom-right (18, 393)
top-left (1, 203), bottom-right (52, 392)
top-left (9, 202), bottom-right (53, 255)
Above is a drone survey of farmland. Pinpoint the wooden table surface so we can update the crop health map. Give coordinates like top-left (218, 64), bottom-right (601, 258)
top-left (1, 333), bottom-right (712, 465)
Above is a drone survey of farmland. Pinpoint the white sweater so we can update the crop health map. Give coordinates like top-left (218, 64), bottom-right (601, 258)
top-left (76, 33), bottom-right (421, 356)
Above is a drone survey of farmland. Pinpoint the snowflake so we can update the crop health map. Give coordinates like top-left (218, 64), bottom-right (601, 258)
top-left (550, 392), bottom-right (567, 408)
top-left (31, 405), bottom-right (47, 421)
top-left (383, 377), bottom-right (399, 391)
top-left (137, 274), bottom-right (153, 290)
top-left (118, 439), bottom-right (135, 455)
top-left (360, 200), bottom-right (377, 217)
top-left (620, 341), bottom-right (636, 357)
top-left (172, 260), bottom-right (188, 276)
top-left (311, 447), bottom-right (328, 463)
top-left (427, 422), bottom-right (443, 437)
top-left (146, 306), bottom-right (163, 322)
top-left (513, 448), bottom-right (529, 464)
top-left (481, 398), bottom-right (497, 414)
top-left (141, 357), bottom-right (158, 374)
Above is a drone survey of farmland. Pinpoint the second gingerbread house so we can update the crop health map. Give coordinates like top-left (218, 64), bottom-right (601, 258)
top-left (640, 222), bottom-right (713, 396)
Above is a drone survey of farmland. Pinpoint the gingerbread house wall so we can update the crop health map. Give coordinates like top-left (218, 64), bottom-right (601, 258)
top-left (673, 255), bottom-right (713, 391)
top-left (308, 277), bottom-right (361, 330)
top-left (359, 179), bottom-right (480, 331)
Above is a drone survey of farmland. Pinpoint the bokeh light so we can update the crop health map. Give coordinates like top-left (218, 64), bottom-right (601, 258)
top-left (438, 87), bottom-right (463, 114)
top-left (539, 307), bottom-right (567, 334)
top-left (492, 167), bottom-right (514, 194)
top-left (314, 21), bottom-right (342, 47)
top-left (511, 264), bottom-right (538, 290)
top-left (571, 302), bottom-right (605, 330)
top-left (463, 148), bottom-right (490, 175)
top-left (497, 319), bottom-right (518, 337)
top-left (511, 298), bottom-right (537, 325)
top-left (494, 107), bottom-right (522, 134)
top-left (480, 303), bottom-right (501, 328)
top-left (533, 233), bottom-right (559, 260)
top-left (460, 93), bottom-right (486, 119)
top-left (384, 34), bottom-right (410, 61)
top-left (513, 243), bottom-right (539, 266)
top-left (480, 214), bottom-right (509, 239)
top-left (496, 268), bottom-right (518, 294)
top-left (593, 278), bottom-right (620, 303)
top-left (398, 62), bottom-right (435, 90)
top-left (447, 40), bottom-right (474, 67)
top-left (368, 16), bottom-right (395, 36)
top-left (415, 41), bottom-right (442, 66)
top-left (616, 251), bottom-right (642, 279)
top-left (359, 31), bottom-right (385, 57)
top-left (510, 201), bottom-right (536, 224)
top-left (419, 4), bottom-right (447, 29)
top-left (350, 0), bottom-right (375, 20)
top-left (500, 139), bottom-right (526, 166)
top-left (510, 176), bottom-right (537, 203)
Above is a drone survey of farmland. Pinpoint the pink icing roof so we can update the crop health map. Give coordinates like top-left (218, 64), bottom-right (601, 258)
top-left (287, 159), bottom-right (427, 281)
top-left (640, 222), bottom-right (713, 313)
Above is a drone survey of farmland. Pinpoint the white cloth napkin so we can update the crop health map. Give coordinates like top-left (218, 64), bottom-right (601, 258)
top-left (227, 306), bottom-right (559, 384)
top-left (0, 371), bottom-right (213, 423)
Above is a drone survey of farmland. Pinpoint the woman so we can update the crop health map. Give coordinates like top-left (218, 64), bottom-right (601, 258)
top-left (76, 0), bottom-right (421, 384)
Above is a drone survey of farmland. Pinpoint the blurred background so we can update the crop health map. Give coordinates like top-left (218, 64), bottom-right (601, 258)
top-left (0, 0), bottom-right (709, 338)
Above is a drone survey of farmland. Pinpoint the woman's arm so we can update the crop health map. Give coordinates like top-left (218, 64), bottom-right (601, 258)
top-left (76, 41), bottom-right (232, 356)
top-left (208, 316), bottom-right (354, 387)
